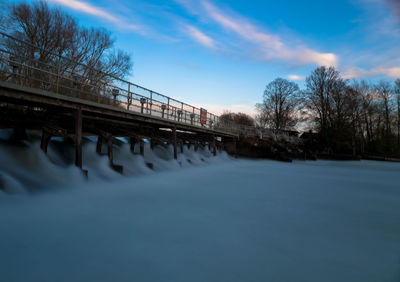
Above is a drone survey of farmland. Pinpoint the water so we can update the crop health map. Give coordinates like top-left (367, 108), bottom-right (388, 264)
top-left (0, 130), bottom-right (399, 282)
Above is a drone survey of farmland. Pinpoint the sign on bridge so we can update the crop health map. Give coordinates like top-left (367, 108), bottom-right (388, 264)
top-left (200, 108), bottom-right (207, 125)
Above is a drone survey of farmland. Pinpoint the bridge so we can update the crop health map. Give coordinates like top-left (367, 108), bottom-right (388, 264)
top-left (0, 32), bottom-right (275, 173)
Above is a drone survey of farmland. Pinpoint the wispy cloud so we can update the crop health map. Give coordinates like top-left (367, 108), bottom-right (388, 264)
top-left (176, 0), bottom-right (338, 67)
top-left (343, 66), bottom-right (400, 79)
top-left (372, 67), bottom-right (400, 78)
top-left (287, 75), bottom-right (305, 81)
top-left (183, 25), bottom-right (216, 49)
top-left (48, 0), bottom-right (146, 34)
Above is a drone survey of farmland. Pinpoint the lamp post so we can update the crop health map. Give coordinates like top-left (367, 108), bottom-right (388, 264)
top-left (161, 104), bottom-right (167, 118)
top-left (140, 97), bottom-right (147, 114)
top-left (112, 88), bottom-right (119, 105)
top-left (190, 113), bottom-right (195, 125)
top-left (73, 75), bottom-right (79, 98)
top-left (177, 110), bottom-right (183, 122)
top-left (9, 56), bottom-right (18, 83)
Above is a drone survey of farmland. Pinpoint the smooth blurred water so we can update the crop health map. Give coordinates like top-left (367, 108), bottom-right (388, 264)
top-left (0, 130), bottom-right (399, 282)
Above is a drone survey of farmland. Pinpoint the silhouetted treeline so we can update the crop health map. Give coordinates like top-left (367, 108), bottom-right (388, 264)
top-left (219, 111), bottom-right (255, 127)
top-left (258, 67), bottom-right (400, 157)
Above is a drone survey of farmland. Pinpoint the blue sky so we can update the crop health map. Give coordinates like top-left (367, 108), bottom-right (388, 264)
top-left (21, 0), bottom-right (400, 115)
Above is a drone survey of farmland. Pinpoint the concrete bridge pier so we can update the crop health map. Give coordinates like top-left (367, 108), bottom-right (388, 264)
top-left (75, 108), bottom-right (82, 169)
top-left (96, 132), bottom-right (123, 174)
top-left (129, 137), bottom-right (136, 153)
top-left (40, 129), bottom-right (52, 154)
top-left (150, 138), bottom-right (159, 150)
top-left (96, 136), bottom-right (103, 155)
top-left (129, 136), bottom-right (144, 156)
top-left (140, 140), bottom-right (145, 156)
top-left (211, 135), bottom-right (217, 156)
top-left (173, 126), bottom-right (177, 160)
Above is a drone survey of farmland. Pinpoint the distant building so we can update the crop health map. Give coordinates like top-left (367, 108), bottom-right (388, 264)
top-left (299, 130), bottom-right (319, 142)
top-left (277, 130), bottom-right (300, 137)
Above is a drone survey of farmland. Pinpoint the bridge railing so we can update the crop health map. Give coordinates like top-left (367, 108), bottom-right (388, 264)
top-left (0, 31), bottom-right (278, 139)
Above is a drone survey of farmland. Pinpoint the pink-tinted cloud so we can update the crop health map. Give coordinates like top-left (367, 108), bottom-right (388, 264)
top-left (343, 66), bottom-right (400, 79)
top-left (287, 75), bottom-right (305, 81)
top-left (179, 0), bottom-right (338, 67)
top-left (184, 25), bottom-right (216, 49)
top-left (48, 0), bottom-right (145, 34)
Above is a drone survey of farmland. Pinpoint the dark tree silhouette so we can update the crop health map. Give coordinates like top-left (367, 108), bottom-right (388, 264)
top-left (256, 78), bottom-right (300, 132)
top-left (219, 111), bottom-right (254, 127)
top-left (3, 1), bottom-right (132, 86)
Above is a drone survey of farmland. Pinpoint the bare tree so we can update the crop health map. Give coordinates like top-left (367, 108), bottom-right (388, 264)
top-left (374, 81), bottom-right (393, 140)
top-left (351, 80), bottom-right (376, 151)
top-left (257, 78), bottom-right (300, 132)
top-left (4, 1), bottom-right (132, 92)
top-left (219, 111), bottom-right (254, 127)
top-left (0, 0), bottom-right (9, 30)
top-left (304, 66), bottom-right (341, 140)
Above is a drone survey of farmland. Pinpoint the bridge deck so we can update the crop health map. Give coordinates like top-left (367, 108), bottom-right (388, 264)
top-left (0, 81), bottom-right (238, 139)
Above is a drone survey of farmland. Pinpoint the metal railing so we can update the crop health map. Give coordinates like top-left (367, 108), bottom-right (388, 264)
top-left (0, 31), bottom-right (278, 139)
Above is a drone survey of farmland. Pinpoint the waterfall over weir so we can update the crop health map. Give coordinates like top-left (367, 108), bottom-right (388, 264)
top-left (0, 130), bottom-right (232, 194)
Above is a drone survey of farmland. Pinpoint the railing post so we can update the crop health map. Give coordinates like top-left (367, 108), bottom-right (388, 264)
top-left (150, 91), bottom-right (153, 115)
top-left (127, 83), bottom-right (131, 110)
top-left (167, 98), bottom-right (170, 119)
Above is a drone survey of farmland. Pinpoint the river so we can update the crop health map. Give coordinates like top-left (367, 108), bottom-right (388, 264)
top-left (0, 130), bottom-right (399, 282)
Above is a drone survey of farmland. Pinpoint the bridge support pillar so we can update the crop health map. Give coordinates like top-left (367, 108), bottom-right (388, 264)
top-left (96, 132), bottom-right (123, 174)
top-left (140, 140), bottom-right (144, 156)
top-left (234, 137), bottom-right (237, 157)
top-left (151, 138), bottom-right (158, 150)
top-left (96, 136), bottom-right (103, 154)
top-left (130, 137), bottom-right (136, 153)
top-left (75, 108), bottom-right (83, 169)
top-left (180, 141), bottom-right (184, 153)
top-left (107, 136), bottom-right (113, 164)
top-left (40, 130), bottom-right (51, 153)
top-left (212, 136), bottom-right (216, 156)
top-left (194, 141), bottom-right (198, 152)
top-left (107, 136), bottom-right (123, 174)
top-left (173, 126), bottom-right (177, 160)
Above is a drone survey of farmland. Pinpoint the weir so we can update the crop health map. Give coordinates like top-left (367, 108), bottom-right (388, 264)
top-left (0, 31), bottom-right (294, 174)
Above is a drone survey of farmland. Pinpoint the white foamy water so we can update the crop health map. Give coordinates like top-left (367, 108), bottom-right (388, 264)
top-left (0, 130), bottom-right (400, 282)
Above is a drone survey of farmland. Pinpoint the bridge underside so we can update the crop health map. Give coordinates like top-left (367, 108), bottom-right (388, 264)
top-left (0, 82), bottom-right (238, 174)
